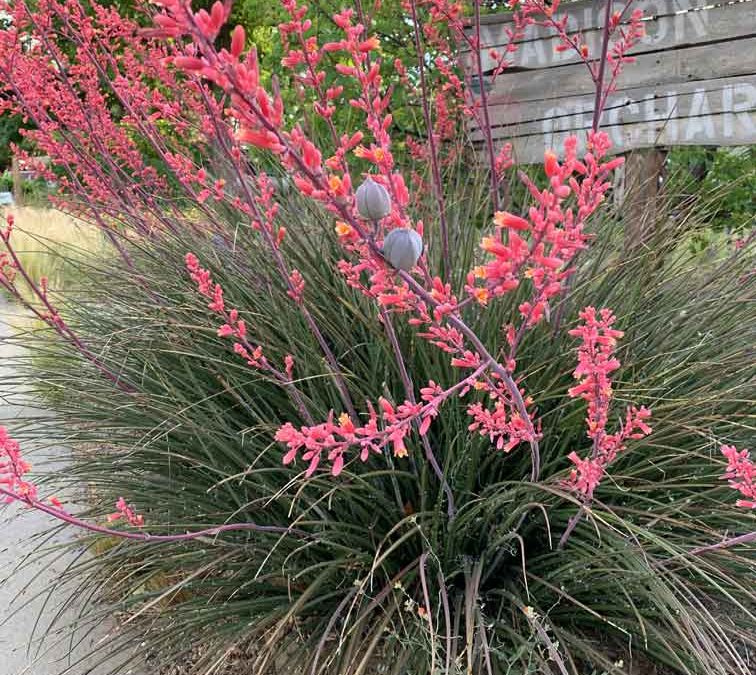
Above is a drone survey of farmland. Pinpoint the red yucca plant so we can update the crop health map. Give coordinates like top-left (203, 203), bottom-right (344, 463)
top-left (0, 0), bottom-right (754, 673)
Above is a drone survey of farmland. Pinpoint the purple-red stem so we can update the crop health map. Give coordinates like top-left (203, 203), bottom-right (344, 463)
top-left (557, 504), bottom-right (585, 549)
top-left (416, 294), bottom-right (540, 482)
top-left (550, 0), bottom-right (619, 335)
top-left (0, 487), bottom-right (306, 542)
top-left (591, 0), bottom-right (614, 132)
top-left (24, 10), bottom-right (181, 236)
top-left (409, 0), bottom-right (451, 281)
top-left (686, 530), bottom-right (756, 557)
top-left (1, 234), bottom-right (133, 392)
top-left (472, 0), bottom-right (500, 213)
top-left (380, 305), bottom-right (456, 519)
top-left (557, 0), bottom-right (621, 549)
top-left (212, 302), bottom-right (315, 425)
top-left (559, 332), bottom-right (611, 549)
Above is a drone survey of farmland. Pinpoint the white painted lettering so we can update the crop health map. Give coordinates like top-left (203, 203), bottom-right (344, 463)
top-left (733, 83), bottom-right (756, 138)
top-left (520, 38), bottom-right (547, 68)
top-left (542, 106), bottom-right (568, 148)
top-left (685, 5), bottom-right (709, 39)
top-left (723, 85), bottom-right (734, 137)
top-left (685, 89), bottom-right (714, 140)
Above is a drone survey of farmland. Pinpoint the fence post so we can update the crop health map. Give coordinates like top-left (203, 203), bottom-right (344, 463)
top-left (622, 148), bottom-right (667, 251)
top-left (11, 156), bottom-right (23, 207)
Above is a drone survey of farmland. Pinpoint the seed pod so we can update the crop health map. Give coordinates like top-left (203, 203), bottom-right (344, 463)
top-left (383, 228), bottom-right (423, 272)
top-left (355, 177), bottom-right (391, 221)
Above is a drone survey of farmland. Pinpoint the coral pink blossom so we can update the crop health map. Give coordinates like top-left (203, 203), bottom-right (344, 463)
top-left (107, 497), bottom-right (145, 527)
top-left (276, 362), bottom-right (489, 477)
top-left (0, 425), bottom-right (37, 503)
top-left (1, 425), bottom-right (143, 525)
top-left (720, 444), bottom-right (756, 509)
top-left (564, 308), bottom-right (652, 499)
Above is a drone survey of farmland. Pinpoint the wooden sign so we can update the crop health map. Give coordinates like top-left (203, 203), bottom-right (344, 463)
top-left (463, 0), bottom-right (756, 164)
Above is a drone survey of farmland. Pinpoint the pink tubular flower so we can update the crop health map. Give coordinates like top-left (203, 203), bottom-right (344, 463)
top-left (467, 398), bottom-right (532, 453)
top-left (467, 133), bottom-right (622, 327)
top-left (186, 252), bottom-right (265, 367)
top-left (107, 497), bottom-right (145, 527)
top-left (0, 425), bottom-right (37, 503)
top-left (1, 425), bottom-right (144, 526)
top-left (720, 445), bottom-right (756, 509)
top-left (564, 308), bottom-right (652, 499)
top-left (287, 269), bottom-right (305, 302)
top-left (276, 362), bottom-right (489, 477)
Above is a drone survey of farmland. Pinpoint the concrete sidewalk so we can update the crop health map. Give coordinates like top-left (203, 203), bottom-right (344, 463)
top-left (0, 299), bottom-right (144, 675)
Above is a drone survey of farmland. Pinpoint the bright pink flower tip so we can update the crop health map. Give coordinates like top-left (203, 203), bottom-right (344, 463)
top-left (720, 444), bottom-right (755, 508)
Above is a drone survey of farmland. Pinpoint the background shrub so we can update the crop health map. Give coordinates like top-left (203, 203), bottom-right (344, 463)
top-left (0, 0), bottom-right (753, 673)
top-left (7, 172), bottom-right (753, 674)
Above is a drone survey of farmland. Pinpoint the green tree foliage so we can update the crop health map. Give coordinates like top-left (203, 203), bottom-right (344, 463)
top-left (0, 109), bottom-right (22, 171)
top-left (667, 147), bottom-right (756, 232)
top-left (196, 0), bottom-right (425, 147)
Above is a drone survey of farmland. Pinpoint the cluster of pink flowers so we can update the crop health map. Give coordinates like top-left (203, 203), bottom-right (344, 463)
top-left (468, 134), bottom-right (623, 327)
top-left (720, 445), bottom-right (756, 509)
top-left (0, 425), bottom-right (37, 502)
top-left (1, 425), bottom-right (142, 527)
top-left (0, 0), bottom-right (191, 225)
top-left (467, 376), bottom-right (537, 454)
top-left (107, 497), bottom-right (145, 527)
top-left (251, 173), bottom-right (288, 249)
top-left (564, 307), bottom-right (652, 499)
top-left (276, 362), bottom-right (489, 476)
top-left (185, 253), bottom-right (295, 380)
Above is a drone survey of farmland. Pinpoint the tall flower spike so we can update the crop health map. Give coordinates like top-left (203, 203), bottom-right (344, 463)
top-left (564, 307), bottom-right (652, 500)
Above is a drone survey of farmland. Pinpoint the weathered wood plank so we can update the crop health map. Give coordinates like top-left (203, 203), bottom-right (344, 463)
top-left (482, 110), bottom-right (756, 164)
top-left (463, 2), bottom-right (756, 73)
top-left (472, 75), bottom-right (756, 140)
top-left (463, 1), bottom-right (756, 163)
top-left (478, 36), bottom-right (756, 106)
top-left (466, 0), bottom-right (733, 43)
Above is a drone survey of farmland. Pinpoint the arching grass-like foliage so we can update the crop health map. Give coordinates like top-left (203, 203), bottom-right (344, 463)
top-left (7, 166), bottom-right (754, 674)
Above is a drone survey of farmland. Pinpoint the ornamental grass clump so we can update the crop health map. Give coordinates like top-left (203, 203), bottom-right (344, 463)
top-left (0, 0), bottom-right (754, 673)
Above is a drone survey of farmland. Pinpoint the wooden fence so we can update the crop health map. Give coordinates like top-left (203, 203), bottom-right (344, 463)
top-left (463, 0), bottom-right (756, 164)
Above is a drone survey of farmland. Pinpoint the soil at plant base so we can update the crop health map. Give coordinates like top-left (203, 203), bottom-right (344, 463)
top-left (151, 642), bottom-right (307, 675)
top-left (0, 298), bottom-right (146, 675)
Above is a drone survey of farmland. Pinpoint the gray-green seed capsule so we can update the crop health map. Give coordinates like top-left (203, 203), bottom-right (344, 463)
top-left (382, 228), bottom-right (423, 271)
top-left (356, 177), bottom-right (391, 221)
